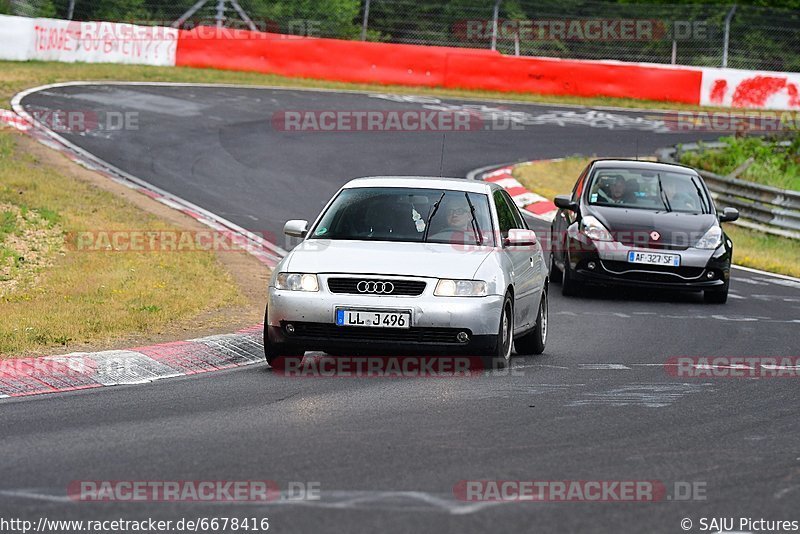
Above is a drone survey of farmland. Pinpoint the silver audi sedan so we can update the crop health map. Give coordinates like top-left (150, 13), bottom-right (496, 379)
top-left (264, 176), bottom-right (549, 369)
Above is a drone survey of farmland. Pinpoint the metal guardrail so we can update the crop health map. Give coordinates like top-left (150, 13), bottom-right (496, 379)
top-left (657, 142), bottom-right (800, 240)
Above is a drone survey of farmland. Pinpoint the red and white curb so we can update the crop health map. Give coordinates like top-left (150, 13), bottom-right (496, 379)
top-left (478, 164), bottom-right (559, 222)
top-left (0, 326), bottom-right (265, 398)
top-left (1, 100), bottom-right (276, 399)
top-left (0, 108), bottom-right (30, 131)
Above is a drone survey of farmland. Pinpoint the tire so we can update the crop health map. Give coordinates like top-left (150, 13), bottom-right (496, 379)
top-left (704, 282), bottom-right (729, 304)
top-left (482, 294), bottom-right (514, 370)
top-left (549, 252), bottom-right (563, 284)
top-left (514, 287), bottom-right (548, 355)
top-left (263, 305), bottom-right (304, 368)
top-left (561, 253), bottom-right (582, 297)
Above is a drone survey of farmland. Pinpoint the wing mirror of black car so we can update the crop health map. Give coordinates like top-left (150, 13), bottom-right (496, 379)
top-left (554, 194), bottom-right (578, 212)
top-left (284, 219), bottom-right (309, 238)
top-left (718, 207), bottom-right (739, 223)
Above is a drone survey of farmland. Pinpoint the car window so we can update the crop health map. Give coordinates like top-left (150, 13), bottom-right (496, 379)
top-left (586, 168), bottom-right (710, 213)
top-left (572, 164), bottom-right (590, 202)
top-left (493, 190), bottom-right (518, 237)
top-left (502, 190), bottom-right (526, 229)
top-left (309, 187), bottom-right (495, 246)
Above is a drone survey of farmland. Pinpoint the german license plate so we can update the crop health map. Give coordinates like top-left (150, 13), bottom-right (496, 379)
top-left (335, 309), bottom-right (411, 328)
top-left (627, 250), bottom-right (681, 267)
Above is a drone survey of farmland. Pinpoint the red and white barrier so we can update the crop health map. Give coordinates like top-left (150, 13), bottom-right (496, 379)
top-left (0, 14), bottom-right (177, 66)
top-left (174, 27), bottom-right (704, 105)
top-left (1, 14), bottom-right (799, 110)
top-left (700, 67), bottom-right (800, 110)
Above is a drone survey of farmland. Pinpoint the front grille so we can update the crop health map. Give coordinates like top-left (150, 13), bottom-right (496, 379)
top-left (599, 260), bottom-right (705, 281)
top-left (283, 322), bottom-right (466, 344)
top-left (616, 240), bottom-right (689, 251)
top-left (328, 278), bottom-right (426, 296)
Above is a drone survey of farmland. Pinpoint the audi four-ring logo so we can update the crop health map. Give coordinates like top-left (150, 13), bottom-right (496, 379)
top-left (357, 281), bottom-right (395, 294)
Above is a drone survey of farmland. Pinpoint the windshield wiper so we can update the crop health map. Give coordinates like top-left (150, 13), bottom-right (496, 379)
top-left (656, 174), bottom-right (672, 212)
top-left (464, 192), bottom-right (483, 245)
top-left (690, 177), bottom-right (708, 214)
top-left (422, 191), bottom-right (446, 242)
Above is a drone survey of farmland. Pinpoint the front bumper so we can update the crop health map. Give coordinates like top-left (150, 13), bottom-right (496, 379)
top-left (566, 234), bottom-right (731, 291)
top-left (267, 275), bottom-right (504, 353)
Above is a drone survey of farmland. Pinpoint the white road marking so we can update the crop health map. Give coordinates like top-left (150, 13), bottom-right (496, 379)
top-left (578, 364), bottom-right (631, 370)
top-left (761, 364), bottom-right (800, 371)
top-left (0, 489), bottom-right (505, 514)
top-left (735, 278), bottom-right (770, 286)
top-left (553, 311), bottom-right (799, 323)
top-left (733, 264), bottom-right (800, 283)
top-left (775, 485), bottom-right (800, 499)
top-left (567, 383), bottom-right (713, 408)
top-left (0, 490), bottom-right (72, 503)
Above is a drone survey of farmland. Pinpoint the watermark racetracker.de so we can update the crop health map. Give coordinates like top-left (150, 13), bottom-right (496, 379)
top-left (665, 356), bottom-right (800, 378)
top-left (452, 18), bottom-right (712, 42)
top-left (453, 479), bottom-right (707, 502)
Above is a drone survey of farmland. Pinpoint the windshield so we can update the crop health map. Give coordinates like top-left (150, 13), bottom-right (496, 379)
top-left (309, 187), bottom-right (495, 246)
top-left (587, 168), bottom-right (710, 213)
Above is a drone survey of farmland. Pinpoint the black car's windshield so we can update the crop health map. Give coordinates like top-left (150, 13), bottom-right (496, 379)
top-left (587, 168), bottom-right (710, 213)
top-left (309, 187), bottom-right (495, 246)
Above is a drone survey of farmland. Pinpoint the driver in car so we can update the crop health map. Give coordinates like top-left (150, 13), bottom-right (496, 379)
top-left (597, 175), bottom-right (627, 204)
top-left (446, 202), bottom-right (471, 231)
top-left (429, 195), bottom-right (476, 244)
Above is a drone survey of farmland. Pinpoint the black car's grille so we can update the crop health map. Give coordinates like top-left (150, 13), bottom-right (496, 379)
top-left (599, 260), bottom-right (706, 281)
top-left (283, 322), bottom-right (466, 344)
top-left (616, 240), bottom-right (689, 251)
top-left (327, 278), bottom-right (426, 296)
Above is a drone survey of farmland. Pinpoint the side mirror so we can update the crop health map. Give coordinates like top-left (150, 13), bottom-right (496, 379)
top-left (554, 194), bottom-right (578, 212)
top-left (284, 219), bottom-right (309, 238)
top-left (718, 207), bottom-right (739, 223)
top-left (505, 228), bottom-right (538, 248)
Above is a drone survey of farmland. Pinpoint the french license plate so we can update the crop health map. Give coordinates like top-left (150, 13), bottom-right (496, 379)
top-left (627, 250), bottom-right (681, 267)
top-left (335, 309), bottom-right (411, 328)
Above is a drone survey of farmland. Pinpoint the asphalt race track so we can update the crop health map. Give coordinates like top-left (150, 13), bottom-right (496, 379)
top-left (2, 84), bottom-right (799, 533)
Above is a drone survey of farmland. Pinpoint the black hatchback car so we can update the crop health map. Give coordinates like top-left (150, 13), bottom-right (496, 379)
top-left (549, 160), bottom-right (739, 303)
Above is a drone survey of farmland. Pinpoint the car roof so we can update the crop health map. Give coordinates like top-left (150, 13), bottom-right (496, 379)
top-left (590, 159), bottom-right (699, 175)
top-left (342, 176), bottom-right (495, 194)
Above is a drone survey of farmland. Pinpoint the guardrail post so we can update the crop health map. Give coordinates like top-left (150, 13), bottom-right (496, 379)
top-left (360, 0), bottom-right (371, 41)
top-left (490, 0), bottom-right (501, 51)
top-left (722, 4), bottom-right (737, 68)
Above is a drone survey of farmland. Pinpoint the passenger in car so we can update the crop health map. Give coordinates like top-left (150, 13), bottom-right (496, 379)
top-left (663, 178), bottom-right (701, 212)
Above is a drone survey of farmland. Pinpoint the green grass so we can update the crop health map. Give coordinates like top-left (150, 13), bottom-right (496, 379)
top-left (0, 60), bottom-right (736, 112)
top-left (513, 158), bottom-right (592, 200)
top-left (679, 136), bottom-right (800, 191)
top-left (513, 156), bottom-right (800, 278)
top-left (0, 131), bottom-right (245, 356)
top-left (0, 209), bottom-right (16, 240)
top-left (723, 225), bottom-right (800, 278)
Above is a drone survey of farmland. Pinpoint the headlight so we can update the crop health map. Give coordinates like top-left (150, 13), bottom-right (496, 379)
top-left (580, 215), bottom-right (613, 241)
top-left (695, 226), bottom-right (723, 249)
top-left (275, 273), bottom-right (319, 292)
top-left (434, 279), bottom-right (487, 297)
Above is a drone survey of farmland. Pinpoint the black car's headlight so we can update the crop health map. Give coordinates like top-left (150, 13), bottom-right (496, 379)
top-left (580, 215), bottom-right (613, 241)
top-left (275, 273), bottom-right (319, 292)
top-left (694, 226), bottom-right (723, 249)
